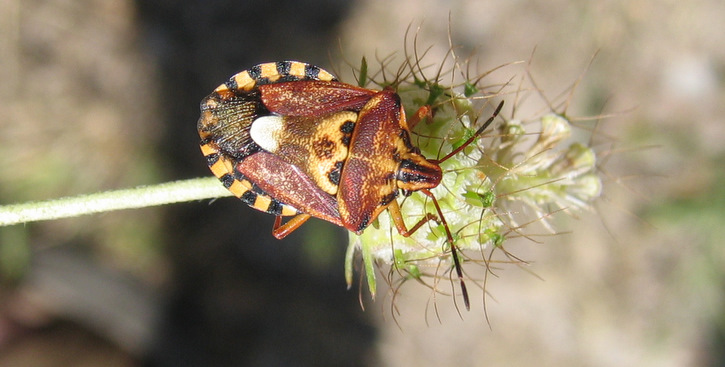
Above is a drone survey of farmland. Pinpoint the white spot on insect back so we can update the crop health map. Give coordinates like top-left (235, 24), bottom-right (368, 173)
top-left (250, 115), bottom-right (283, 152)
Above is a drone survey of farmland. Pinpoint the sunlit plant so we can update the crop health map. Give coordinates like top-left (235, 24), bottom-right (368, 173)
top-left (343, 48), bottom-right (603, 309)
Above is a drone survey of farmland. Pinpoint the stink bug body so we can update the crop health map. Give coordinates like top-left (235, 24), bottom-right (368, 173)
top-left (198, 61), bottom-right (502, 309)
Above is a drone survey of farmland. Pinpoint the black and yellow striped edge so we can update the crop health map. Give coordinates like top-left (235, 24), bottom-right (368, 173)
top-left (199, 61), bottom-right (338, 217)
top-left (201, 143), bottom-right (298, 216)
top-left (214, 61), bottom-right (337, 94)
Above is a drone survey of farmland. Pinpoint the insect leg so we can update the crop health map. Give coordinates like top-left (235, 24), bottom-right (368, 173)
top-left (387, 198), bottom-right (471, 310)
top-left (387, 199), bottom-right (438, 236)
top-left (406, 105), bottom-right (433, 130)
top-left (272, 213), bottom-right (312, 239)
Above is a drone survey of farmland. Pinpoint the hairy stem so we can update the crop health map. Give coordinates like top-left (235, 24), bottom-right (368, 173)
top-left (0, 177), bottom-right (230, 226)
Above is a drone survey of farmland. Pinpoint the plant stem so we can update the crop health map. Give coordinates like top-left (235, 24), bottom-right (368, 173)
top-left (0, 177), bottom-right (230, 226)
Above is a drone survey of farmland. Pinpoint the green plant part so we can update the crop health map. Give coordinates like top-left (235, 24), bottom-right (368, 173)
top-left (346, 61), bottom-right (602, 304)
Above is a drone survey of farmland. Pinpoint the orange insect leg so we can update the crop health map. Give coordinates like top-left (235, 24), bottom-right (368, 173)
top-left (272, 213), bottom-right (312, 239)
top-left (387, 199), bottom-right (438, 236)
top-left (387, 194), bottom-right (471, 311)
top-left (406, 105), bottom-right (433, 130)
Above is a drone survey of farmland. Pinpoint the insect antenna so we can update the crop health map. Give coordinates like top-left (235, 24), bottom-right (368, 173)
top-left (421, 188), bottom-right (470, 310)
top-left (431, 100), bottom-right (504, 165)
top-left (426, 100), bottom-right (504, 311)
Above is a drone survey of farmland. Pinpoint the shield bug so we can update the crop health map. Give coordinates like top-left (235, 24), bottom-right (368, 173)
top-left (198, 61), bottom-right (503, 309)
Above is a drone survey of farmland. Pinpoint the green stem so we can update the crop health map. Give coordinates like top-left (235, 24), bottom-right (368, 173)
top-left (0, 177), bottom-right (230, 226)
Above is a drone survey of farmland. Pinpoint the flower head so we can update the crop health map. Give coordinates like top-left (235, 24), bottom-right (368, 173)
top-left (345, 56), bottom-right (603, 305)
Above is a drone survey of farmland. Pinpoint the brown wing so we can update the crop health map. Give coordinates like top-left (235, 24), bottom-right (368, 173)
top-left (258, 80), bottom-right (376, 117)
top-left (337, 91), bottom-right (405, 233)
top-left (236, 151), bottom-right (343, 227)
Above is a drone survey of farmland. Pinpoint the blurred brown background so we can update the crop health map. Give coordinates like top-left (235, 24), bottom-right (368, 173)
top-left (0, 0), bottom-right (722, 366)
